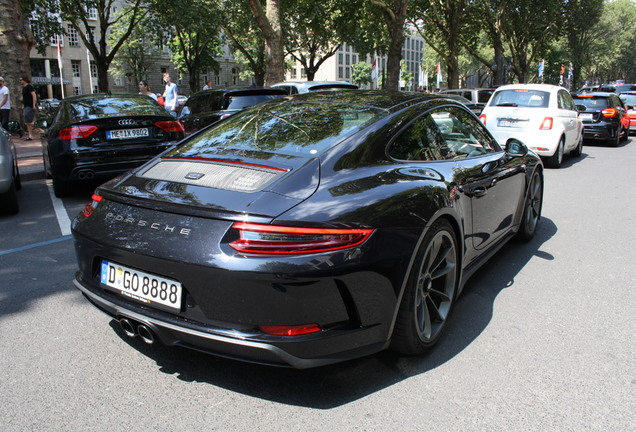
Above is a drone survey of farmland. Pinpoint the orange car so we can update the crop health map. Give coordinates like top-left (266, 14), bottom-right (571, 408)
top-left (618, 91), bottom-right (636, 135)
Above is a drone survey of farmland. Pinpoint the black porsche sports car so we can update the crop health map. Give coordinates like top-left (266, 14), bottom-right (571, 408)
top-left (41, 94), bottom-right (185, 197)
top-left (72, 91), bottom-right (544, 368)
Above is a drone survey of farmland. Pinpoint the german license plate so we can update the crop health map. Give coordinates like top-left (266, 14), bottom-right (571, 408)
top-left (100, 260), bottom-right (182, 310)
top-left (497, 119), bottom-right (518, 127)
top-left (579, 113), bottom-right (593, 120)
top-left (106, 128), bottom-right (149, 140)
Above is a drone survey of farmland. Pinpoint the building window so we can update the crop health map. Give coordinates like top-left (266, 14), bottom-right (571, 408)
top-left (71, 60), bottom-right (81, 77)
top-left (68, 26), bottom-right (80, 47)
top-left (50, 34), bottom-right (63, 46)
top-left (301, 68), bottom-right (307, 78)
top-left (345, 68), bottom-right (350, 79)
top-left (73, 86), bottom-right (81, 95)
top-left (290, 68), bottom-right (297, 79)
top-left (338, 67), bottom-right (343, 79)
top-left (90, 61), bottom-right (97, 78)
top-left (87, 26), bottom-right (95, 41)
top-left (92, 85), bottom-right (98, 93)
top-left (87, 7), bottom-right (98, 20)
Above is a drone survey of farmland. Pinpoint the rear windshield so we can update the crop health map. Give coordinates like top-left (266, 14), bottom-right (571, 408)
top-left (490, 89), bottom-right (550, 108)
top-left (574, 97), bottom-right (609, 109)
top-left (67, 96), bottom-right (165, 120)
top-left (226, 94), bottom-right (285, 110)
top-left (175, 102), bottom-right (386, 157)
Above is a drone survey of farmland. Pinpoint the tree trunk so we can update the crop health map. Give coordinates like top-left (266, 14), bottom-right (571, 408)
top-left (0, 0), bottom-right (35, 121)
top-left (249, 0), bottom-right (284, 86)
top-left (376, 0), bottom-right (409, 90)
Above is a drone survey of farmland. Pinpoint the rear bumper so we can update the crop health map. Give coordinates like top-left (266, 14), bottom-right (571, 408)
top-left (74, 273), bottom-right (390, 368)
top-left (581, 124), bottom-right (617, 141)
top-left (489, 129), bottom-right (562, 157)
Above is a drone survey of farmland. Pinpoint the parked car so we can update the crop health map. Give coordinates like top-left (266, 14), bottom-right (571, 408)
top-left (272, 81), bottom-right (358, 94)
top-left (618, 91), bottom-right (636, 134)
top-left (40, 94), bottom-right (185, 197)
top-left (577, 85), bottom-right (599, 94)
top-left (72, 91), bottom-right (544, 368)
top-left (439, 88), bottom-right (495, 115)
top-left (598, 83), bottom-right (636, 94)
top-left (0, 122), bottom-right (21, 215)
top-left (178, 87), bottom-right (287, 134)
top-left (479, 83), bottom-right (583, 168)
top-left (572, 92), bottom-right (629, 146)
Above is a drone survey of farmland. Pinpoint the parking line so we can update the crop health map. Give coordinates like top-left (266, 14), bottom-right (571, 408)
top-left (0, 236), bottom-right (72, 256)
top-left (46, 180), bottom-right (72, 236)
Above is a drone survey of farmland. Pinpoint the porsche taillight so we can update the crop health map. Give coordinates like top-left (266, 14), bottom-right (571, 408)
top-left (60, 125), bottom-right (98, 140)
top-left (229, 222), bottom-right (374, 255)
top-left (601, 108), bottom-right (618, 118)
top-left (155, 120), bottom-right (185, 132)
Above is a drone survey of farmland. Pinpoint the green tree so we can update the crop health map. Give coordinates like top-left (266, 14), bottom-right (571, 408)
top-left (352, 61), bottom-right (372, 87)
top-left (151, 0), bottom-right (223, 93)
top-left (562, 0), bottom-right (604, 88)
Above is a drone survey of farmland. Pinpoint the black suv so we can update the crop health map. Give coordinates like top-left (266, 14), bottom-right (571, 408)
top-left (573, 92), bottom-right (629, 146)
top-left (598, 83), bottom-right (636, 94)
top-left (178, 88), bottom-right (287, 134)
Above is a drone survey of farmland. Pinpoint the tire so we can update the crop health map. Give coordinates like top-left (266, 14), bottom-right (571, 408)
top-left (52, 175), bottom-right (73, 198)
top-left (0, 178), bottom-right (19, 215)
top-left (608, 129), bottom-right (620, 147)
top-left (571, 136), bottom-right (583, 158)
top-left (544, 137), bottom-right (564, 168)
top-left (620, 124), bottom-right (628, 142)
top-left (516, 170), bottom-right (543, 241)
top-left (391, 219), bottom-right (459, 355)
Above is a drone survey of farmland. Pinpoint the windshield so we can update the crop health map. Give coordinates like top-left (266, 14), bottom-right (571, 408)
top-left (173, 102), bottom-right (386, 157)
top-left (619, 94), bottom-right (636, 107)
top-left (67, 96), bottom-right (165, 120)
top-left (490, 89), bottom-right (550, 108)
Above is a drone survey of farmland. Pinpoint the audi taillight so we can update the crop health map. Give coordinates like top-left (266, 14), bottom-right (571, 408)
top-left (539, 117), bottom-right (553, 130)
top-left (60, 125), bottom-right (98, 140)
top-left (155, 120), bottom-right (185, 132)
top-left (82, 193), bottom-right (102, 218)
top-left (229, 222), bottom-right (374, 255)
top-left (479, 114), bottom-right (487, 125)
top-left (601, 108), bottom-right (618, 118)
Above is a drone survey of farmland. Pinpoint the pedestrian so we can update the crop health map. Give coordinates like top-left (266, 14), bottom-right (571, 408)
top-left (0, 77), bottom-right (10, 129)
top-left (19, 76), bottom-right (37, 140)
top-left (162, 72), bottom-right (178, 113)
top-left (202, 80), bottom-right (212, 90)
top-left (138, 80), bottom-right (158, 100)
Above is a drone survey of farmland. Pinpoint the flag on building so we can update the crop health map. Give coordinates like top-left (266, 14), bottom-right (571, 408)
top-left (436, 63), bottom-right (443, 87)
top-left (371, 58), bottom-right (379, 81)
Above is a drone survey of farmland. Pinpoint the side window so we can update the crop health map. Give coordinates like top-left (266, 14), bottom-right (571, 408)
top-left (562, 91), bottom-right (576, 111)
top-left (187, 95), bottom-right (210, 115)
top-left (432, 106), bottom-right (499, 158)
top-left (557, 91), bottom-right (566, 109)
top-left (388, 114), bottom-right (446, 161)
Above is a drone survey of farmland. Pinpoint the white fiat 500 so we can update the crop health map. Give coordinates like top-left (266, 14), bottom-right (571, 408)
top-left (480, 84), bottom-right (583, 168)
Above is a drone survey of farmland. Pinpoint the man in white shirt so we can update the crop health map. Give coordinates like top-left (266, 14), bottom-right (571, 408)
top-left (162, 72), bottom-right (178, 113)
top-left (202, 80), bottom-right (212, 90)
top-left (0, 77), bottom-right (10, 129)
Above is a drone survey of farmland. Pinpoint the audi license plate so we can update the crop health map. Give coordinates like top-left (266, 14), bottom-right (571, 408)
top-left (100, 260), bottom-right (182, 310)
top-left (497, 119), bottom-right (518, 127)
top-left (106, 128), bottom-right (150, 140)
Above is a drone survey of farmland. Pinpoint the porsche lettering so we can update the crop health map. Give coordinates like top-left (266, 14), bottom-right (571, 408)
top-left (105, 212), bottom-right (191, 236)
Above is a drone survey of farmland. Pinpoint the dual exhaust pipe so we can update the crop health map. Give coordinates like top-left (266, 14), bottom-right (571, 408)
top-left (119, 317), bottom-right (156, 345)
top-left (76, 170), bottom-right (95, 180)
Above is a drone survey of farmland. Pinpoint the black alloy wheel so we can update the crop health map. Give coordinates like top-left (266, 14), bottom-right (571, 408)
top-left (516, 170), bottom-right (543, 241)
top-left (391, 219), bottom-right (459, 355)
top-left (608, 128), bottom-right (620, 147)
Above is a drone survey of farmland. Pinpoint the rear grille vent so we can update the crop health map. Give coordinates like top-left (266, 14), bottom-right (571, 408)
top-left (138, 159), bottom-right (280, 192)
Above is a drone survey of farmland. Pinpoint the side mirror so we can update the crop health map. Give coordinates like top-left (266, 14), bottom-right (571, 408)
top-left (4, 121), bottom-right (20, 132)
top-left (576, 104), bottom-right (587, 112)
top-left (35, 119), bottom-right (49, 129)
top-left (505, 138), bottom-right (528, 158)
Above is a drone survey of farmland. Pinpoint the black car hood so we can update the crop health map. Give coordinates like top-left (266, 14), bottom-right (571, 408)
top-left (98, 149), bottom-right (320, 221)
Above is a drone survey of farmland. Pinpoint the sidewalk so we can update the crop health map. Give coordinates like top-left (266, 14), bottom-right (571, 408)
top-left (14, 129), bottom-right (45, 181)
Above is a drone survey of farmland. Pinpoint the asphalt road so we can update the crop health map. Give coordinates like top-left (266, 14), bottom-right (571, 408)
top-left (1, 139), bottom-right (634, 431)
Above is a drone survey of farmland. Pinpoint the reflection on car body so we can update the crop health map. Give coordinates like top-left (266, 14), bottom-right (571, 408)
top-left (72, 91), bottom-right (544, 368)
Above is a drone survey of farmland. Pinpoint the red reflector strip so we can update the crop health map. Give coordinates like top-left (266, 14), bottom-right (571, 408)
top-left (230, 222), bottom-right (374, 255)
top-left (155, 120), bottom-right (185, 132)
top-left (60, 125), bottom-right (98, 140)
top-left (259, 324), bottom-right (322, 336)
top-left (163, 156), bottom-right (289, 172)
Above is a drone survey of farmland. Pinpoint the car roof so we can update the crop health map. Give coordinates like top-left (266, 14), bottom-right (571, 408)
top-left (190, 87), bottom-right (287, 97)
top-left (573, 92), bottom-right (615, 97)
top-left (493, 83), bottom-right (565, 93)
top-left (272, 81), bottom-right (358, 91)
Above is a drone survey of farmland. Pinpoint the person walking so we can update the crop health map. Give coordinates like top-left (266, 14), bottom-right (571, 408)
top-left (162, 72), bottom-right (178, 114)
top-left (138, 80), bottom-right (158, 100)
top-left (19, 77), bottom-right (37, 140)
top-left (0, 77), bottom-right (10, 129)
top-left (203, 80), bottom-right (212, 90)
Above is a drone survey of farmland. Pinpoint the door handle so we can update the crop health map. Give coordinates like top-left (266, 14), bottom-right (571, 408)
top-left (473, 187), bottom-right (487, 197)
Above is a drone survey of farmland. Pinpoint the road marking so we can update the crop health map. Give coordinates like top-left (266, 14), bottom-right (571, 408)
top-left (0, 236), bottom-right (72, 256)
top-left (46, 179), bottom-right (72, 236)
